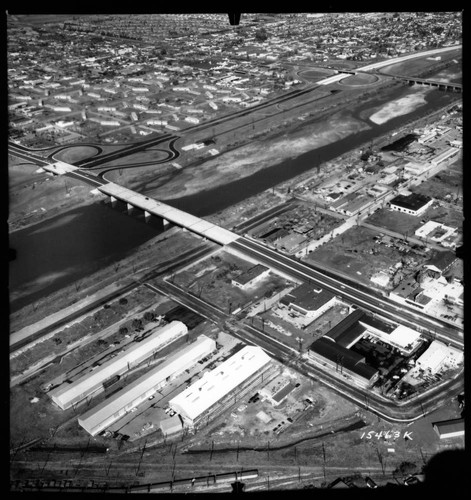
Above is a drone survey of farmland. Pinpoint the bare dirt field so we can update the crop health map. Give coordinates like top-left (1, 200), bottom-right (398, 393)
top-left (378, 51), bottom-right (461, 77)
top-left (140, 111), bottom-right (371, 201)
top-left (173, 250), bottom-right (293, 313)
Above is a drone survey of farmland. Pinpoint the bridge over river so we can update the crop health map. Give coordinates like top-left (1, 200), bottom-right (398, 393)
top-left (97, 182), bottom-right (239, 245)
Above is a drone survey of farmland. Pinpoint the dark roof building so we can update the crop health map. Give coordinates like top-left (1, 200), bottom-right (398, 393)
top-left (390, 192), bottom-right (433, 216)
top-left (324, 309), bottom-right (365, 346)
top-left (308, 338), bottom-right (378, 387)
top-left (280, 283), bottom-right (336, 315)
top-left (427, 250), bottom-right (458, 274)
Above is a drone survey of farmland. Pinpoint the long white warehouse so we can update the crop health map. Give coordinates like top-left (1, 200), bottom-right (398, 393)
top-left (169, 345), bottom-right (272, 428)
top-left (49, 321), bottom-right (188, 410)
top-left (78, 335), bottom-right (216, 436)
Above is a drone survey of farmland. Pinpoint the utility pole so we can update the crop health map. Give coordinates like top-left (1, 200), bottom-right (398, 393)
top-left (322, 442), bottom-right (326, 480)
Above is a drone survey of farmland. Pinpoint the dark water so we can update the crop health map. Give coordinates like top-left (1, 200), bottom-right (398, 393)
top-left (9, 85), bottom-right (460, 312)
top-left (9, 202), bottom-right (163, 312)
top-left (381, 133), bottom-right (419, 152)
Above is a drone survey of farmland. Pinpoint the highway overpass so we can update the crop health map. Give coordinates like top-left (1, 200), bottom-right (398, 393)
top-left (317, 44), bottom-right (461, 86)
top-left (97, 182), bottom-right (239, 245)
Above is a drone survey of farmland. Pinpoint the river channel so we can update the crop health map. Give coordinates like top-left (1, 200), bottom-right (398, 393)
top-left (9, 83), bottom-right (461, 312)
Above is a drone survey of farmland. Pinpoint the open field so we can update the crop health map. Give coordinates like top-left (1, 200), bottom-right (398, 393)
top-left (378, 51), bottom-right (461, 77)
top-left (173, 249), bottom-right (295, 313)
top-left (8, 166), bottom-right (96, 232)
top-left (53, 145), bottom-right (102, 164)
top-left (140, 111), bottom-right (371, 201)
top-left (411, 160), bottom-right (462, 203)
top-left (340, 73), bottom-right (379, 86)
top-left (366, 202), bottom-right (462, 236)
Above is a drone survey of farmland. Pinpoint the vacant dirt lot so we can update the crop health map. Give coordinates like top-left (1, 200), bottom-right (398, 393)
top-left (173, 250), bottom-right (293, 313)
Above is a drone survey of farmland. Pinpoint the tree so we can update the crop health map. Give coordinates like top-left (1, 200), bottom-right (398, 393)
top-left (255, 27), bottom-right (268, 42)
top-left (119, 326), bottom-right (128, 335)
top-left (144, 311), bottom-right (155, 322)
top-left (119, 297), bottom-right (128, 306)
top-left (132, 318), bottom-right (143, 330)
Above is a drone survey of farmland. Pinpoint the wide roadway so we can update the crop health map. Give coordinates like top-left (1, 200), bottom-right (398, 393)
top-left (229, 237), bottom-right (463, 347)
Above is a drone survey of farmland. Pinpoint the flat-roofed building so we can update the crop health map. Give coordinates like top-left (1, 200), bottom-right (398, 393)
top-left (160, 415), bottom-right (183, 437)
top-left (260, 374), bottom-right (297, 407)
top-left (50, 321), bottom-right (188, 411)
top-left (432, 418), bottom-right (464, 439)
top-left (308, 337), bottom-right (379, 389)
top-left (414, 340), bottom-right (463, 374)
top-left (169, 346), bottom-right (273, 429)
top-left (280, 283), bottom-right (336, 320)
top-left (367, 324), bottom-right (422, 355)
top-left (389, 193), bottom-right (433, 216)
top-left (231, 264), bottom-right (270, 289)
top-left (77, 335), bottom-right (214, 436)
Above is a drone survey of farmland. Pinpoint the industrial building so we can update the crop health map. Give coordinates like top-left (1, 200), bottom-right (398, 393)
top-left (432, 418), bottom-right (465, 439)
top-left (78, 335), bottom-right (215, 436)
top-left (160, 415), bottom-right (183, 437)
top-left (389, 192), bottom-right (433, 216)
top-left (323, 309), bottom-right (367, 348)
top-left (308, 337), bottom-right (379, 389)
top-left (414, 340), bottom-right (463, 373)
top-left (231, 264), bottom-right (270, 289)
top-left (260, 374), bottom-right (298, 407)
top-left (169, 346), bottom-right (274, 429)
top-left (366, 324), bottom-right (422, 355)
top-left (280, 283), bottom-right (336, 320)
top-left (49, 321), bottom-right (188, 411)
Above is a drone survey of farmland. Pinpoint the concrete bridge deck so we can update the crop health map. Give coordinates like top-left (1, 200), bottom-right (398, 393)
top-left (98, 182), bottom-right (239, 245)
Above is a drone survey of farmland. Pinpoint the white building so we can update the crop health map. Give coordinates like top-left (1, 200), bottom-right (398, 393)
top-left (365, 324), bottom-right (422, 355)
top-left (415, 340), bottom-right (463, 373)
top-left (169, 346), bottom-right (272, 428)
top-left (415, 221), bottom-right (458, 245)
top-left (78, 335), bottom-right (215, 436)
top-left (49, 321), bottom-right (188, 410)
top-left (185, 116), bottom-right (200, 124)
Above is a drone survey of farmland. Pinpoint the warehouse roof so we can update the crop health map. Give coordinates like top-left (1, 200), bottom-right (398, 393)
top-left (78, 335), bottom-right (215, 436)
top-left (432, 418), bottom-right (464, 437)
top-left (50, 321), bottom-right (187, 410)
top-left (169, 346), bottom-right (271, 422)
top-left (324, 309), bottom-right (365, 342)
top-left (309, 338), bottom-right (378, 381)
top-left (390, 192), bottom-right (432, 211)
top-left (359, 314), bottom-right (396, 334)
top-left (387, 325), bottom-right (422, 349)
top-left (281, 283), bottom-right (335, 312)
top-left (427, 250), bottom-right (457, 272)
